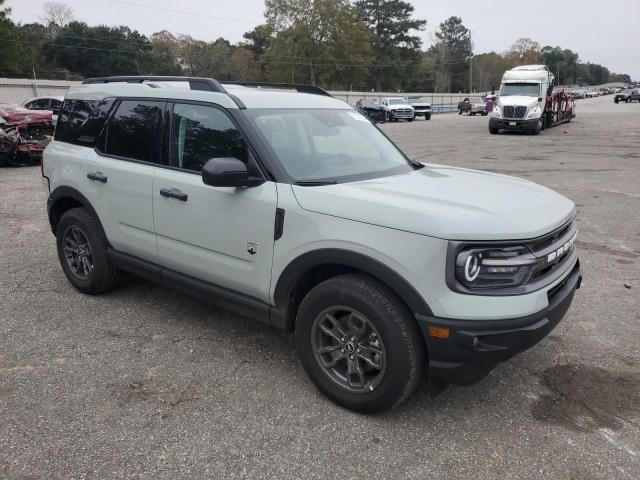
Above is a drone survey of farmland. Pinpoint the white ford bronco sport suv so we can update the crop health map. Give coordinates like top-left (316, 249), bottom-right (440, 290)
top-left (43, 76), bottom-right (581, 413)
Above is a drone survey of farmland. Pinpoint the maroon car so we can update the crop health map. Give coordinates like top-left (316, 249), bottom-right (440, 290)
top-left (0, 103), bottom-right (54, 166)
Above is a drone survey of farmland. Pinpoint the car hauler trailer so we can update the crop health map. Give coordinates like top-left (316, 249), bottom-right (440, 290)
top-left (489, 65), bottom-right (575, 135)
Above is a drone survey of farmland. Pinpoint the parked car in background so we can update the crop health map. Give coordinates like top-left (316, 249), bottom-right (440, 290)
top-left (614, 90), bottom-right (631, 103)
top-left (355, 99), bottom-right (386, 123)
top-left (380, 97), bottom-right (415, 122)
top-left (0, 103), bottom-right (53, 166)
top-left (22, 96), bottom-right (64, 126)
top-left (627, 89), bottom-right (640, 103)
top-left (458, 97), bottom-right (487, 116)
top-left (405, 96), bottom-right (432, 120)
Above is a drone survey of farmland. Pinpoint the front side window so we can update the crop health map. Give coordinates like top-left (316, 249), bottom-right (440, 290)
top-left (170, 103), bottom-right (249, 172)
top-left (501, 83), bottom-right (540, 97)
top-left (246, 109), bottom-right (415, 183)
top-left (105, 100), bottom-right (164, 163)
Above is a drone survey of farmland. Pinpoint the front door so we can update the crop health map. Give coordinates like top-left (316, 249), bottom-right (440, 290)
top-left (153, 102), bottom-right (278, 302)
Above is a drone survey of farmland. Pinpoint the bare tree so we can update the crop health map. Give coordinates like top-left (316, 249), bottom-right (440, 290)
top-left (39, 1), bottom-right (74, 27)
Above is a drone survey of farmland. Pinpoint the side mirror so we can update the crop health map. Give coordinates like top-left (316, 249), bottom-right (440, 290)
top-left (538, 97), bottom-right (543, 102)
top-left (201, 157), bottom-right (263, 188)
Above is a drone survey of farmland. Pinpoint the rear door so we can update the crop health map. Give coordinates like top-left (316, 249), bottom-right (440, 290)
top-left (82, 98), bottom-right (166, 263)
top-left (152, 102), bottom-right (278, 302)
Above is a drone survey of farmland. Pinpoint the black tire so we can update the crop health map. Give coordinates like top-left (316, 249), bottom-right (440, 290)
top-left (407, 117), bottom-right (414, 122)
top-left (295, 274), bottom-right (425, 413)
top-left (56, 207), bottom-right (119, 295)
top-left (426, 114), bottom-right (431, 121)
top-left (489, 127), bottom-right (499, 134)
top-left (458, 109), bottom-right (462, 115)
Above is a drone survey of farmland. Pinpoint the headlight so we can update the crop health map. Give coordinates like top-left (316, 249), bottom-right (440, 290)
top-left (455, 246), bottom-right (536, 290)
top-left (448, 229), bottom-right (578, 294)
top-left (527, 106), bottom-right (542, 119)
top-left (491, 106), bottom-right (501, 118)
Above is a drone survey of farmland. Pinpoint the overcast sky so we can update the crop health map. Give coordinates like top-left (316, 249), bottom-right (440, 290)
top-left (9, 0), bottom-right (640, 80)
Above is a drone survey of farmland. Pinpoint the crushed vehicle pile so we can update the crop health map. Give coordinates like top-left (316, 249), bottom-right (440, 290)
top-left (0, 103), bottom-right (54, 167)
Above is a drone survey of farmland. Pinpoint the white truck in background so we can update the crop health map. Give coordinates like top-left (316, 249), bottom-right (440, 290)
top-left (490, 65), bottom-right (555, 135)
top-left (380, 97), bottom-right (415, 122)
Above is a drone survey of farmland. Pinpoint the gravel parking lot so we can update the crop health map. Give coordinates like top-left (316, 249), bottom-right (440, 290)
top-left (1, 95), bottom-right (639, 479)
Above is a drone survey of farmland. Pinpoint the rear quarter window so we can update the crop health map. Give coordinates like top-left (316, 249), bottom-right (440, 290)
top-left (55, 98), bottom-right (115, 147)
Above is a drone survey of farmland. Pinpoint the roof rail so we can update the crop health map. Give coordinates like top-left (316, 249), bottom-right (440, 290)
top-left (223, 81), bottom-right (332, 97)
top-left (82, 76), bottom-right (227, 93)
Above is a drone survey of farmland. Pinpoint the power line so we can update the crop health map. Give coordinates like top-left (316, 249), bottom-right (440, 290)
top-left (108, 0), bottom-right (256, 25)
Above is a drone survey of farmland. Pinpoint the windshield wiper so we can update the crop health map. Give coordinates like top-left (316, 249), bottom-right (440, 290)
top-left (294, 180), bottom-right (340, 186)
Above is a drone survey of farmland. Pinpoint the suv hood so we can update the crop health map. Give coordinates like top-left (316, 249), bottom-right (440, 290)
top-left (291, 166), bottom-right (575, 241)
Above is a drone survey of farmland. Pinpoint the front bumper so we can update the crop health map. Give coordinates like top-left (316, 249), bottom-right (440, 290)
top-left (416, 261), bottom-right (581, 385)
top-left (389, 110), bottom-right (414, 119)
top-left (490, 116), bottom-right (539, 132)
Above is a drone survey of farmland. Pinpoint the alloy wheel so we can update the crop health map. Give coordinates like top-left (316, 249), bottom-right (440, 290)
top-left (311, 306), bottom-right (386, 393)
top-left (62, 225), bottom-right (94, 279)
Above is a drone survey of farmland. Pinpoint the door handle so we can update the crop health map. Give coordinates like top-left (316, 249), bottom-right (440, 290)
top-left (160, 188), bottom-right (188, 202)
top-left (87, 172), bottom-right (107, 183)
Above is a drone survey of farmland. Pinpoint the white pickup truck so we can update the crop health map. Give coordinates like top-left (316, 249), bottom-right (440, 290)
top-left (380, 97), bottom-right (415, 122)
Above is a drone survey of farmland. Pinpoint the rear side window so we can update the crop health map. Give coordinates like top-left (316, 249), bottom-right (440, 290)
top-left (104, 100), bottom-right (164, 163)
top-left (55, 99), bottom-right (114, 147)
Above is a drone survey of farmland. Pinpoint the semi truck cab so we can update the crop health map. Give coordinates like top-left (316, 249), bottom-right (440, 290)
top-left (490, 65), bottom-right (555, 135)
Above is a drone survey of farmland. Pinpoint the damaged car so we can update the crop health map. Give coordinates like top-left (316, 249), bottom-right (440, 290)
top-left (0, 103), bottom-right (54, 166)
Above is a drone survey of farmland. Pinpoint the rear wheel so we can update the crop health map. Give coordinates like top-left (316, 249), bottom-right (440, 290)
top-left (295, 274), bottom-right (424, 413)
top-left (56, 207), bottom-right (119, 295)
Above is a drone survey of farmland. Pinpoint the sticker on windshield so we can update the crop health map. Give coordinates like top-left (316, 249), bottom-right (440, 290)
top-left (348, 111), bottom-right (371, 123)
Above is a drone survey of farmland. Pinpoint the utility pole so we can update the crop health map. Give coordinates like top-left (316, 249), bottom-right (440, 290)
top-left (466, 55), bottom-right (474, 93)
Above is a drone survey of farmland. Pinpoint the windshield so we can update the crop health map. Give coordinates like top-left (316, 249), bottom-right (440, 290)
top-left (246, 109), bottom-right (415, 183)
top-left (387, 99), bottom-right (405, 105)
top-left (501, 83), bottom-right (540, 97)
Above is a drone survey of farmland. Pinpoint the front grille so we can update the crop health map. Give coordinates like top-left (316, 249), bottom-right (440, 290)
top-left (394, 109), bottom-right (413, 116)
top-left (503, 106), bottom-right (527, 119)
top-left (529, 220), bottom-right (577, 282)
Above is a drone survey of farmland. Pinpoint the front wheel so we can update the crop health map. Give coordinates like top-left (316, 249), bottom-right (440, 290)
top-left (489, 127), bottom-right (499, 134)
top-left (295, 274), bottom-right (425, 413)
top-left (425, 114), bottom-right (431, 121)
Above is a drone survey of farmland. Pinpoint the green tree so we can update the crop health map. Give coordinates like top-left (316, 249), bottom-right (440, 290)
top-left (0, 0), bottom-right (22, 76)
top-left (355, 0), bottom-right (426, 91)
top-left (41, 22), bottom-right (154, 77)
top-left (505, 38), bottom-right (541, 65)
top-left (242, 24), bottom-right (273, 56)
top-left (472, 52), bottom-right (511, 93)
top-left (264, 0), bottom-right (371, 89)
top-left (433, 16), bottom-right (472, 92)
